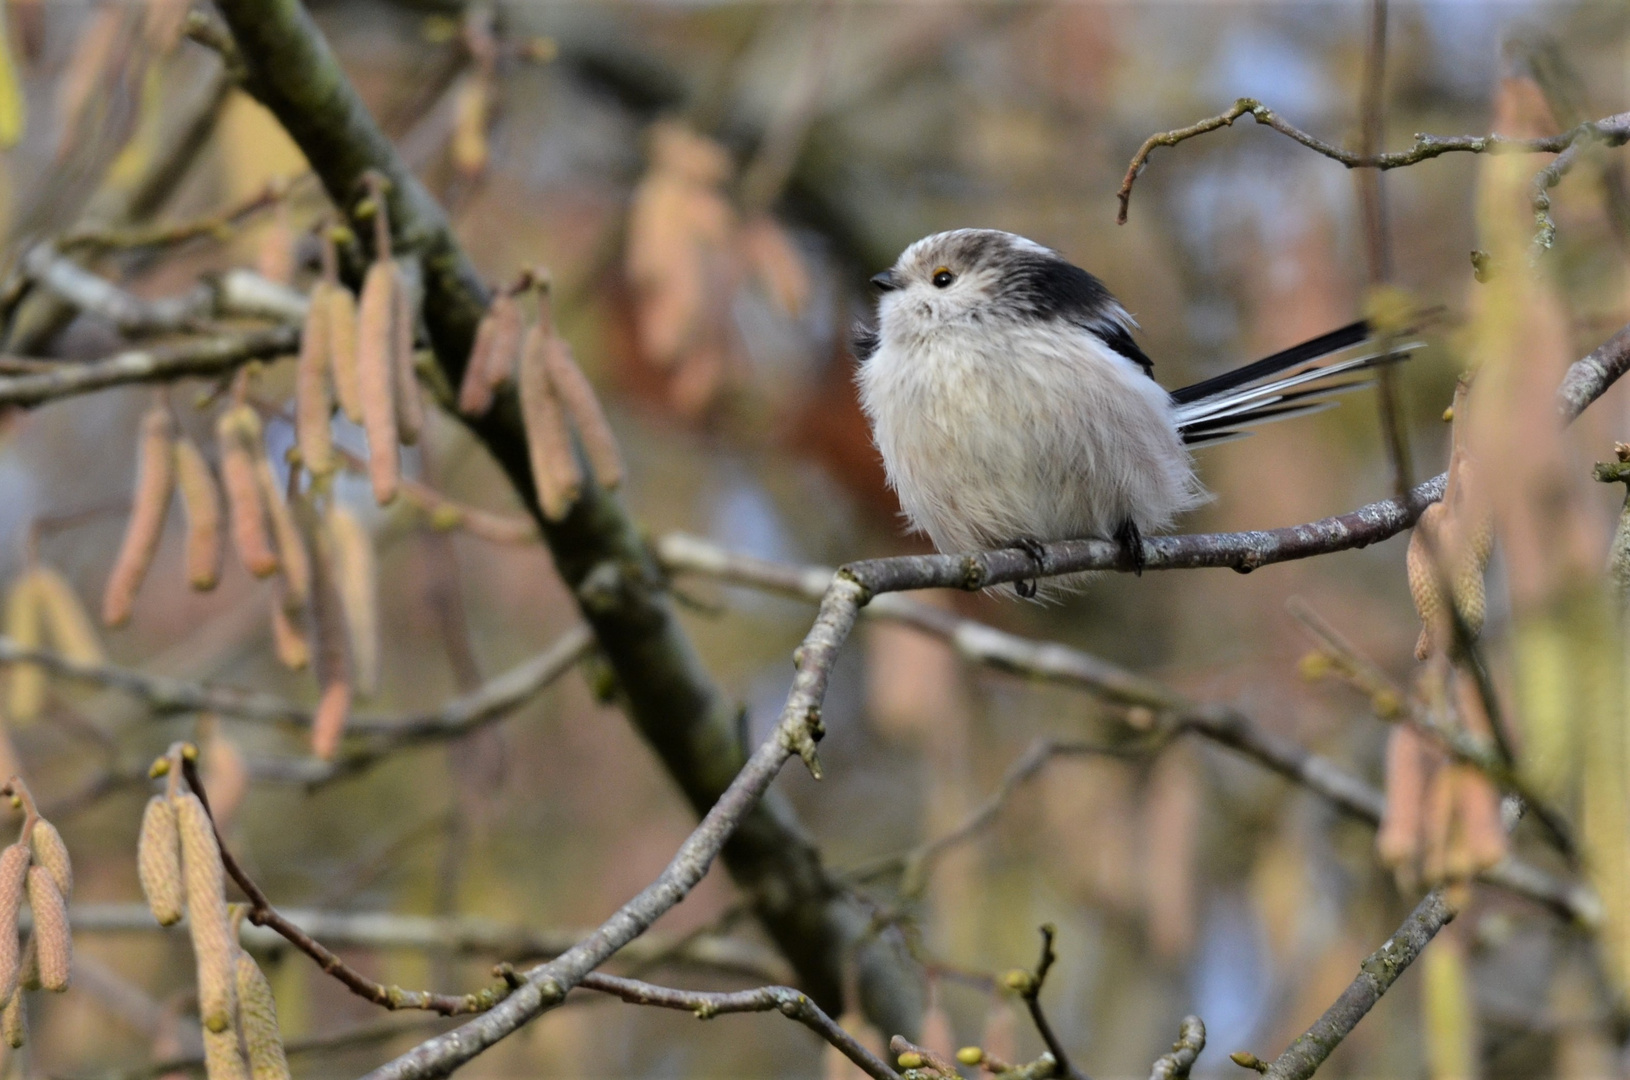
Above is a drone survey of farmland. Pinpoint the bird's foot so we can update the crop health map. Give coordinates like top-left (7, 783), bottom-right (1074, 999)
top-left (1010, 537), bottom-right (1049, 598)
top-left (1116, 518), bottom-right (1146, 577)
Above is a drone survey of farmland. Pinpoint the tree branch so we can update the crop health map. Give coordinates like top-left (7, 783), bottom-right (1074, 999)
top-left (0, 324), bottom-right (298, 409)
top-left (1259, 890), bottom-right (1456, 1079)
top-left (209, 0), bottom-right (915, 1030)
top-left (1116, 97), bottom-right (1630, 225)
top-left (61, 902), bottom-right (793, 984)
top-left (657, 534), bottom-right (1599, 925)
top-left (1149, 1016), bottom-right (1205, 1080)
top-left (574, 973), bottom-right (899, 1080)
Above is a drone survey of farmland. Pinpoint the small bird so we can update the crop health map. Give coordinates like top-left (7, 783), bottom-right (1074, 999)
top-left (854, 228), bottom-right (1406, 596)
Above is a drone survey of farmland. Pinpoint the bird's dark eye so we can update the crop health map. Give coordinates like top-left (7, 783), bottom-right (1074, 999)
top-left (931, 267), bottom-right (955, 288)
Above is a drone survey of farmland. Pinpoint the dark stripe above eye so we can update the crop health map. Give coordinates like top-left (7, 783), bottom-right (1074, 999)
top-left (1001, 252), bottom-right (1155, 377)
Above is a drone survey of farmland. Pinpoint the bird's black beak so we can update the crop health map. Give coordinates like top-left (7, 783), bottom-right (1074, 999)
top-left (869, 270), bottom-right (901, 293)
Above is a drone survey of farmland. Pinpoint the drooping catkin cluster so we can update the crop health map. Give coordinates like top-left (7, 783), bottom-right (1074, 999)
top-left (95, 395), bottom-right (235, 630)
top-left (0, 777), bottom-right (76, 1053)
top-left (352, 175), bottom-right (425, 507)
top-left (461, 275), bottom-right (623, 520)
top-left (5, 561), bottom-right (103, 724)
top-left (1376, 378), bottom-right (1506, 894)
top-left (293, 227), bottom-right (364, 481)
top-left (214, 374), bottom-right (318, 672)
top-left (137, 746), bottom-right (290, 1080)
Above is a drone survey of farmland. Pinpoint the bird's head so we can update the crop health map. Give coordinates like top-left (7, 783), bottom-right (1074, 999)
top-left (869, 228), bottom-right (1127, 346)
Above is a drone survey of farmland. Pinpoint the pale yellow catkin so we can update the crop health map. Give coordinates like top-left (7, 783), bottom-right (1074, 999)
top-left (25, 867), bottom-right (68, 992)
top-left (1, 981), bottom-right (22, 1049)
top-left (518, 324), bottom-right (582, 520)
top-left (174, 793), bottom-right (236, 1034)
top-left (235, 950), bottom-right (291, 1080)
top-left (175, 435), bottom-right (224, 591)
top-left (357, 261), bottom-right (400, 505)
top-left (203, 1025), bottom-right (251, 1080)
top-left (390, 268), bottom-right (425, 446)
top-left (5, 574), bottom-right (43, 724)
top-left (31, 566), bottom-right (103, 667)
top-left (0, 844), bottom-right (31, 1005)
top-left (327, 285), bottom-right (364, 423)
top-left (27, 820), bottom-right (69, 901)
top-left (217, 407), bottom-right (279, 578)
top-left (295, 283), bottom-right (336, 477)
top-left (137, 795), bottom-right (184, 926)
top-left (325, 506), bottom-right (379, 697)
top-left (102, 405), bottom-right (178, 627)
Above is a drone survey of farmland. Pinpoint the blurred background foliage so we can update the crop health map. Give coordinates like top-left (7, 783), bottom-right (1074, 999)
top-left (0, 0), bottom-right (1625, 1078)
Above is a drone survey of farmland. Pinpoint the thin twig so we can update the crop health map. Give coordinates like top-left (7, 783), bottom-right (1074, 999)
top-left (575, 973), bottom-right (898, 1080)
top-left (0, 625), bottom-right (592, 747)
top-left (180, 752), bottom-right (512, 1016)
top-left (1148, 1016), bottom-right (1205, 1080)
top-left (1006, 926), bottom-right (1088, 1080)
top-left (0, 326), bottom-right (299, 409)
top-left (1258, 890), bottom-right (1456, 1079)
top-left (1115, 98), bottom-right (1630, 226)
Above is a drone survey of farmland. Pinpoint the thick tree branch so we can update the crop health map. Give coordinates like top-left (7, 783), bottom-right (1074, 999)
top-left (209, 0), bottom-right (912, 1029)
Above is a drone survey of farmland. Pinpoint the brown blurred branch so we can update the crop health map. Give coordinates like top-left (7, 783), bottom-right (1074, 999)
top-left (1257, 890), bottom-right (1456, 1079)
top-left (210, 0), bottom-right (915, 1034)
top-left (0, 624), bottom-right (592, 749)
top-left (657, 534), bottom-right (1598, 925)
top-left (845, 737), bottom-right (1162, 887)
top-left (1115, 97), bottom-right (1630, 228)
top-left (1149, 1016), bottom-right (1205, 1080)
top-left (64, 902), bottom-right (793, 985)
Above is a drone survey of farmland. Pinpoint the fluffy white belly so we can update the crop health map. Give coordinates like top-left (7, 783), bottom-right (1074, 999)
top-left (858, 323), bottom-right (1203, 557)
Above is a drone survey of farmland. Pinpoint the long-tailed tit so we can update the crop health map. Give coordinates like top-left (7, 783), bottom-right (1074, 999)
top-left (855, 228), bottom-right (1408, 596)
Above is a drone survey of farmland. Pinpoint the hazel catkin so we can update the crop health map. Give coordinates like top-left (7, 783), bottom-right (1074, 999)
top-left (174, 793), bottom-right (236, 1034)
top-left (102, 405), bottom-right (177, 627)
top-left (295, 284), bottom-right (336, 477)
top-left (137, 795), bottom-right (184, 926)
top-left (328, 283), bottom-right (364, 424)
top-left (357, 261), bottom-right (401, 505)
top-left (175, 436), bottom-right (224, 591)
top-left (544, 337), bottom-right (623, 490)
top-left (235, 949), bottom-right (291, 1080)
top-left (217, 407), bottom-right (279, 579)
top-left (518, 324), bottom-right (582, 521)
top-left (26, 866), bottom-right (68, 992)
top-left (27, 819), bottom-right (69, 901)
top-left (0, 844), bottom-right (31, 1005)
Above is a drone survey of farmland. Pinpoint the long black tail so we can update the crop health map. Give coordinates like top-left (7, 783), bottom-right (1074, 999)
top-left (1172, 319), bottom-right (1419, 447)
